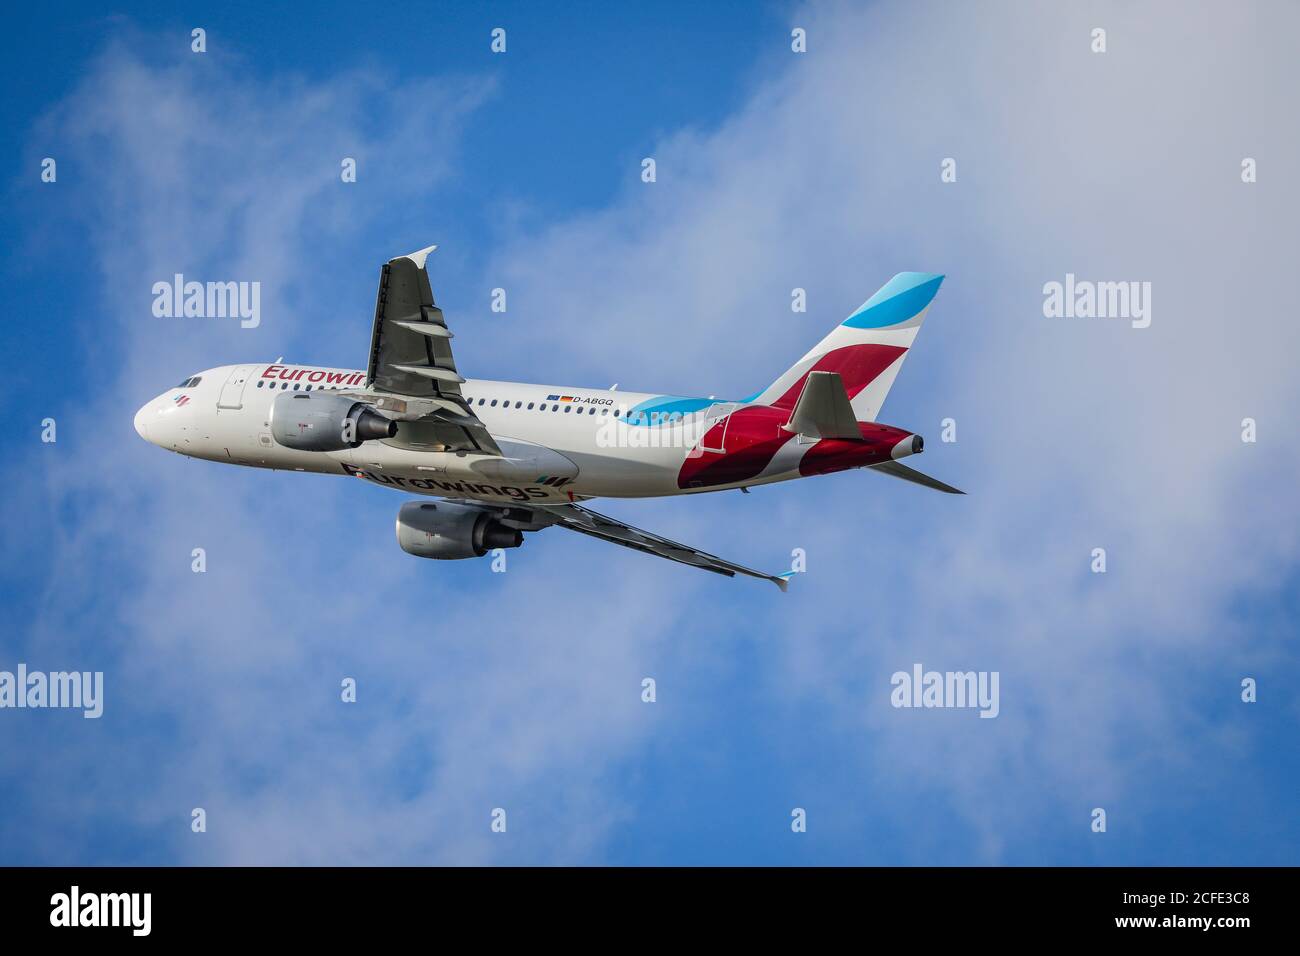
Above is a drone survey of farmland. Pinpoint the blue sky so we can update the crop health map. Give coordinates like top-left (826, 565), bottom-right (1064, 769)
top-left (1, 0), bottom-right (1297, 865)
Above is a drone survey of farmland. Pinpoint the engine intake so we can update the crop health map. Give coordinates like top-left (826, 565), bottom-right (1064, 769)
top-left (396, 501), bottom-right (524, 560)
top-left (270, 391), bottom-right (396, 452)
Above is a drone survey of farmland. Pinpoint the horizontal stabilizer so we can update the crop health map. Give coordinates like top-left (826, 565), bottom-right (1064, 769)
top-left (783, 371), bottom-right (861, 440)
top-left (868, 460), bottom-right (965, 494)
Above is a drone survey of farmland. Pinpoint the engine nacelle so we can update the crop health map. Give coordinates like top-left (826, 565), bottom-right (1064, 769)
top-left (270, 391), bottom-right (396, 452)
top-left (396, 501), bottom-right (524, 560)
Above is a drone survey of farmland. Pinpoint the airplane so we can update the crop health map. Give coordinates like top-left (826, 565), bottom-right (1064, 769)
top-left (133, 246), bottom-right (961, 590)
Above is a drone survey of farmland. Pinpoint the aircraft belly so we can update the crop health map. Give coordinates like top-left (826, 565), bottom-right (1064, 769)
top-left (470, 438), bottom-right (579, 483)
top-left (555, 445), bottom-right (683, 498)
top-left (330, 417), bottom-right (696, 501)
top-left (337, 436), bottom-right (576, 503)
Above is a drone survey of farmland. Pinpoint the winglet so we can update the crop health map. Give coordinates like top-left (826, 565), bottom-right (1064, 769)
top-left (398, 244), bottom-right (438, 270)
top-left (775, 571), bottom-right (797, 592)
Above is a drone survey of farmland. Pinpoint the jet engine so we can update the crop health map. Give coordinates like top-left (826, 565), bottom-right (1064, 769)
top-left (396, 501), bottom-right (524, 560)
top-left (270, 391), bottom-right (396, 452)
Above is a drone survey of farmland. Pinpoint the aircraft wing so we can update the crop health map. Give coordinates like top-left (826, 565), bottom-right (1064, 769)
top-left (362, 245), bottom-right (500, 455)
top-left (510, 501), bottom-right (794, 591)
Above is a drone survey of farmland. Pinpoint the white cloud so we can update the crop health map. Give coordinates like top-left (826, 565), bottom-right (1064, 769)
top-left (484, 0), bottom-right (1300, 856)
top-left (6, 36), bottom-right (724, 865)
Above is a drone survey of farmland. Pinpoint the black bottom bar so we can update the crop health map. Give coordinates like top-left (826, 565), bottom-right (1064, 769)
top-left (0, 866), bottom-right (1285, 941)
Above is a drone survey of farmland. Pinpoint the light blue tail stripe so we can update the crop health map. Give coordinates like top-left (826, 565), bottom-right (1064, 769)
top-left (841, 272), bottom-right (944, 329)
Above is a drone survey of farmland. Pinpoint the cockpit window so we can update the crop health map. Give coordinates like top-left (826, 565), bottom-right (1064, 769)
top-left (176, 376), bottom-right (202, 388)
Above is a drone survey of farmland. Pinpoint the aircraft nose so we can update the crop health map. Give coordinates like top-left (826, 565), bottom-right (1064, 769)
top-left (133, 403), bottom-right (151, 442)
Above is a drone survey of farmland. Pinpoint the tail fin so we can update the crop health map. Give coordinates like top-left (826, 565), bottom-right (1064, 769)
top-left (750, 272), bottom-right (943, 421)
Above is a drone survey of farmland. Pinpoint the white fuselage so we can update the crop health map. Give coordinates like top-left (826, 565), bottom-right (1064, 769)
top-left (133, 362), bottom-right (791, 504)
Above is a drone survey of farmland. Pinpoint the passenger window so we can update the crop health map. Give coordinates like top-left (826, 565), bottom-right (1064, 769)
top-left (564, 406), bottom-right (571, 413)
top-left (527, 402), bottom-right (535, 410)
top-left (490, 399), bottom-right (498, 407)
